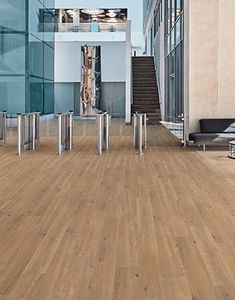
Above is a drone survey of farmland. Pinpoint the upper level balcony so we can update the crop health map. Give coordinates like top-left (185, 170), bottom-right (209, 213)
top-left (40, 22), bottom-right (127, 33)
top-left (41, 22), bottom-right (130, 42)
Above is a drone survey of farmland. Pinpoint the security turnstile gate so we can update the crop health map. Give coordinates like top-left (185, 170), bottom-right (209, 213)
top-left (0, 112), bottom-right (7, 145)
top-left (57, 112), bottom-right (73, 155)
top-left (96, 112), bottom-right (110, 155)
top-left (17, 112), bottom-right (40, 155)
top-left (133, 113), bottom-right (147, 155)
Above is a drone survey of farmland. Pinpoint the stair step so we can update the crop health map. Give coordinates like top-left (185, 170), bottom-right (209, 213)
top-left (133, 75), bottom-right (156, 76)
top-left (133, 83), bottom-right (157, 86)
top-left (133, 79), bottom-right (156, 81)
top-left (133, 90), bottom-right (158, 94)
top-left (132, 64), bottom-right (155, 67)
top-left (133, 88), bottom-right (158, 91)
top-left (133, 101), bottom-right (160, 107)
top-left (133, 98), bottom-right (159, 101)
top-left (133, 91), bottom-right (158, 95)
top-left (131, 108), bottom-right (161, 113)
top-left (133, 89), bottom-right (158, 93)
top-left (132, 104), bottom-right (160, 108)
top-left (133, 72), bottom-right (156, 74)
top-left (132, 56), bottom-right (161, 122)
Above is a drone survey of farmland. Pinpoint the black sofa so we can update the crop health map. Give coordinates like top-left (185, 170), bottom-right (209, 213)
top-left (189, 119), bottom-right (235, 150)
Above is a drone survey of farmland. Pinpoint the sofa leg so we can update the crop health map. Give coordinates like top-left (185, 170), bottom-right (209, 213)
top-left (203, 144), bottom-right (206, 151)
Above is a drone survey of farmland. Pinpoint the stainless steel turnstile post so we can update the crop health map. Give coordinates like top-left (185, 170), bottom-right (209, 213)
top-left (0, 111), bottom-right (7, 145)
top-left (133, 112), bottom-right (148, 155)
top-left (17, 112), bottom-right (40, 155)
top-left (144, 113), bottom-right (147, 149)
top-left (17, 113), bottom-right (23, 155)
top-left (96, 112), bottom-right (110, 155)
top-left (57, 111), bottom-right (74, 155)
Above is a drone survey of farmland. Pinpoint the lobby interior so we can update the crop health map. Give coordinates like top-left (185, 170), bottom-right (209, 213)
top-left (1, 0), bottom-right (235, 299)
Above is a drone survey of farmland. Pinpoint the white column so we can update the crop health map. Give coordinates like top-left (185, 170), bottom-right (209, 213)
top-left (125, 20), bottom-right (132, 123)
top-left (73, 9), bottom-right (80, 24)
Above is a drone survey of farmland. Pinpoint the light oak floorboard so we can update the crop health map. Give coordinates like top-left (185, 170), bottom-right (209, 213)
top-left (0, 120), bottom-right (235, 299)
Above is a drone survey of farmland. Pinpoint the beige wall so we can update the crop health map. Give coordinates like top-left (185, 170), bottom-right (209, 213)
top-left (186, 0), bottom-right (235, 133)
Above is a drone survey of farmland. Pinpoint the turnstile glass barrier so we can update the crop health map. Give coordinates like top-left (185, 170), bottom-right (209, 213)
top-left (0, 112), bottom-right (7, 145)
top-left (17, 112), bottom-right (40, 155)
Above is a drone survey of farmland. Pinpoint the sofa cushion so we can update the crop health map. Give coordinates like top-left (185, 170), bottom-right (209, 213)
top-left (189, 132), bottom-right (235, 145)
top-left (200, 119), bottom-right (235, 133)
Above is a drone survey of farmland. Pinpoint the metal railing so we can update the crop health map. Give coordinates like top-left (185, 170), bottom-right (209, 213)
top-left (17, 112), bottom-right (40, 155)
top-left (57, 112), bottom-right (74, 155)
top-left (40, 23), bottom-right (127, 33)
top-left (96, 112), bottom-right (110, 155)
top-left (0, 112), bottom-right (7, 145)
top-left (133, 113), bottom-right (147, 155)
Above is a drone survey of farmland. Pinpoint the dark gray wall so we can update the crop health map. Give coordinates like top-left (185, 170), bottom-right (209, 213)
top-left (54, 83), bottom-right (79, 113)
top-left (101, 82), bottom-right (125, 117)
top-left (54, 82), bottom-right (125, 117)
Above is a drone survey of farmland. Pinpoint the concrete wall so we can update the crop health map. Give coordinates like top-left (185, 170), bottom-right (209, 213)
top-left (187, 0), bottom-right (235, 133)
top-left (218, 0), bottom-right (235, 120)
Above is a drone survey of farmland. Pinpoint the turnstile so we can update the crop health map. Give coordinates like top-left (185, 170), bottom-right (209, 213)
top-left (133, 112), bottom-right (147, 155)
top-left (96, 112), bottom-right (110, 155)
top-left (0, 112), bottom-right (7, 145)
top-left (57, 112), bottom-right (73, 155)
top-left (17, 112), bottom-right (40, 155)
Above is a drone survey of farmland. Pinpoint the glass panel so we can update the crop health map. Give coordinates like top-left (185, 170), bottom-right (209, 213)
top-left (167, 0), bottom-right (171, 33)
top-left (171, 0), bottom-right (175, 27)
top-left (154, 14), bottom-right (157, 36)
top-left (0, 76), bottom-right (25, 113)
top-left (29, 36), bottom-right (44, 78)
top-left (44, 81), bottom-right (54, 114)
top-left (167, 35), bottom-right (170, 55)
top-left (0, 0), bottom-right (26, 32)
top-left (44, 43), bottom-right (54, 80)
top-left (176, 0), bottom-right (181, 19)
top-left (0, 34), bottom-right (26, 75)
top-left (175, 19), bottom-right (181, 45)
top-left (29, 0), bottom-right (44, 38)
top-left (170, 28), bottom-right (175, 51)
top-left (29, 77), bottom-right (44, 112)
top-left (28, 0), bottom-right (55, 115)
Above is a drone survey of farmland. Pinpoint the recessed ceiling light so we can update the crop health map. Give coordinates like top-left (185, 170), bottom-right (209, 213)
top-left (106, 12), bottom-right (117, 18)
top-left (82, 8), bottom-right (104, 15)
top-left (67, 10), bottom-right (74, 15)
top-left (108, 9), bottom-right (121, 13)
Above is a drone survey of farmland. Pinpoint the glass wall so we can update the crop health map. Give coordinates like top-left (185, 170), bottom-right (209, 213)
top-left (164, 0), bottom-right (184, 123)
top-left (0, 0), bottom-right (55, 114)
top-left (144, 0), bottom-right (154, 27)
top-left (28, 0), bottom-right (55, 114)
top-left (0, 0), bottom-right (27, 113)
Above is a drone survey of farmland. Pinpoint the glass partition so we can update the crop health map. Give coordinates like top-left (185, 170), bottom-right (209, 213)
top-left (0, 0), bottom-right (55, 115)
top-left (164, 0), bottom-right (184, 140)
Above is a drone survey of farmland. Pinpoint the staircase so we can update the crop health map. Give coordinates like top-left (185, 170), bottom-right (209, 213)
top-left (132, 56), bottom-right (161, 125)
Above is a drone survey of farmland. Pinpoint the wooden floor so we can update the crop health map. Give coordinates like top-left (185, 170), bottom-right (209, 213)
top-left (1, 119), bottom-right (235, 299)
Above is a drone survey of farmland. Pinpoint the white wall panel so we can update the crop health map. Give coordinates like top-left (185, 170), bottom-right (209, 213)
top-left (55, 41), bottom-right (126, 82)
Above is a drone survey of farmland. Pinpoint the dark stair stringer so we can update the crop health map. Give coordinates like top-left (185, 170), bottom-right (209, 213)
top-left (132, 56), bottom-right (161, 125)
